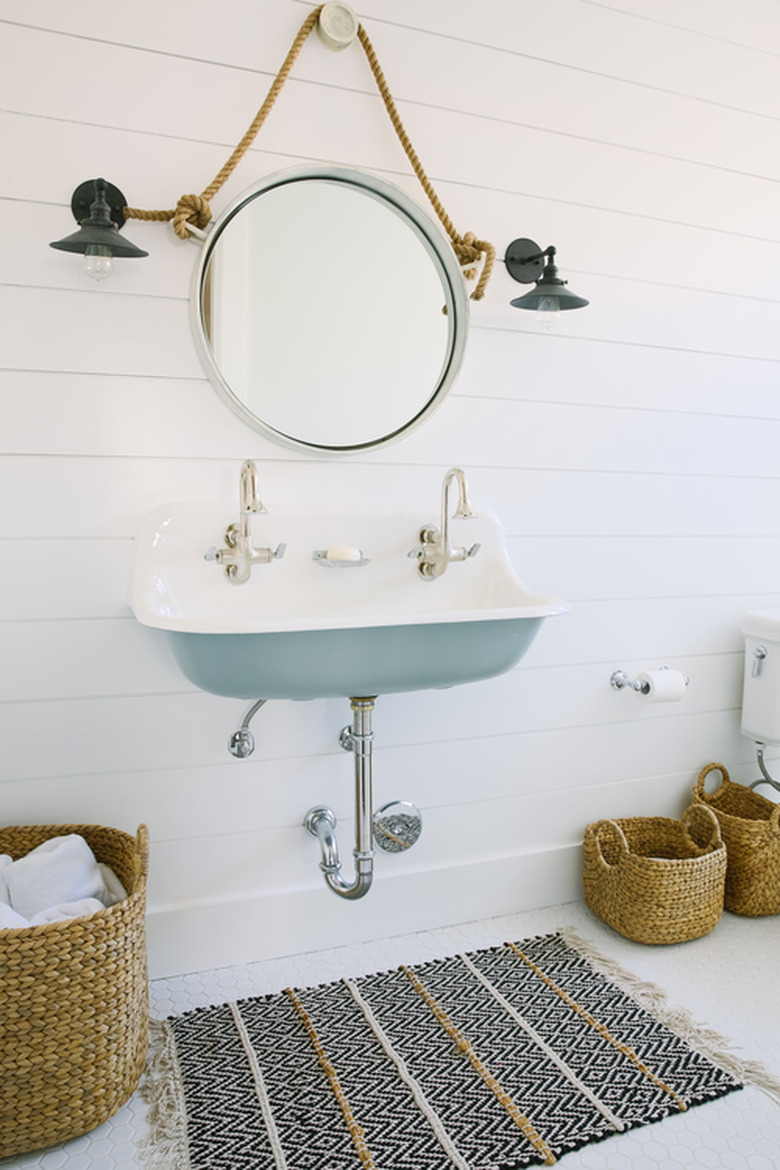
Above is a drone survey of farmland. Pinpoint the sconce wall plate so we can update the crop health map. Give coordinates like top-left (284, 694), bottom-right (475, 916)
top-left (504, 237), bottom-right (547, 285)
top-left (69, 179), bottom-right (126, 230)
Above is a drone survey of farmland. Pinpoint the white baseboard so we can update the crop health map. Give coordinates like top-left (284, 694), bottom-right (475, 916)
top-left (145, 843), bottom-right (582, 979)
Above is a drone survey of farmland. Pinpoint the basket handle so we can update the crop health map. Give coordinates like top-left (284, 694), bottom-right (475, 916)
top-left (770, 802), bottom-right (780, 836)
top-left (694, 761), bottom-right (729, 799)
top-left (136, 824), bottom-right (150, 879)
top-left (592, 820), bottom-right (630, 869)
top-left (682, 802), bottom-right (722, 851)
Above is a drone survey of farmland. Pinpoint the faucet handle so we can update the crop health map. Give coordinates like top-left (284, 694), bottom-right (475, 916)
top-left (449, 541), bottom-right (482, 563)
top-left (250, 542), bottom-right (287, 565)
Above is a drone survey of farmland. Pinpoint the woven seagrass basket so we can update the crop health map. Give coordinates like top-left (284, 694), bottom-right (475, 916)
top-left (0, 823), bottom-right (149, 1158)
top-left (693, 763), bottom-right (780, 916)
top-left (583, 804), bottom-right (726, 944)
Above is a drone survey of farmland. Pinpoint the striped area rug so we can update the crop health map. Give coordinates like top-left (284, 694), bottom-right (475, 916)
top-left (143, 930), bottom-right (761, 1168)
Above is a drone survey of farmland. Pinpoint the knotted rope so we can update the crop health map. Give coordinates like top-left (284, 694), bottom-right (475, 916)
top-left (124, 4), bottom-right (494, 299)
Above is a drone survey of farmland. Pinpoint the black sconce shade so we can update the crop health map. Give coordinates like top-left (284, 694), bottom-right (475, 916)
top-left (504, 237), bottom-right (589, 312)
top-left (50, 179), bottom-right (148, 278)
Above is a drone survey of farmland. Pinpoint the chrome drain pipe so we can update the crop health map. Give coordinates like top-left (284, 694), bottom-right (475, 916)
top-left (304, 696), bottom-right (376, 900)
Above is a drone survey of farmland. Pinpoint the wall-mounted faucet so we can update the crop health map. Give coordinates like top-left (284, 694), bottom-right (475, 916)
top-left (205, 460), bottom-right (286, 584)
top-left (411, 467), bottom-right (480, 580)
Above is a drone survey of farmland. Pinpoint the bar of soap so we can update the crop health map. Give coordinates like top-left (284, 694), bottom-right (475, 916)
top-left (325, 547), bottom-right (361, 561)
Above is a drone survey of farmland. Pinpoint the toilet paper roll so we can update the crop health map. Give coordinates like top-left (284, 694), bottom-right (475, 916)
top-left (636, 669), bottom-right (687, 702)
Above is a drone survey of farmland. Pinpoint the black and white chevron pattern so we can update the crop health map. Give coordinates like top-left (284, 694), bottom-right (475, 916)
top-left (164, 933), bottom-right (741, 1169)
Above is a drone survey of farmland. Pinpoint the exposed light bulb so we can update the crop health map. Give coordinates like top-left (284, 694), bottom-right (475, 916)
top-left (536, 295), bottom-right (560, 329)
top-left (83, 244), bottom-right (113, 282)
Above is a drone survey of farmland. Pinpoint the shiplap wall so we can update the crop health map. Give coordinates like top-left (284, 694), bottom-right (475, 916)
top-left (2, 0), bottom-right (780, 977)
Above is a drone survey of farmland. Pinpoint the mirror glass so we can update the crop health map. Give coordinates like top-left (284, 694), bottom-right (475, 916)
top-left (191, 166), bottom-right (468, 452)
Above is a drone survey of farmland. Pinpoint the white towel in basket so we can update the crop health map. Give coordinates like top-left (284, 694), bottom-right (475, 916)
top-left (1, 834), bottom-right (127, 928)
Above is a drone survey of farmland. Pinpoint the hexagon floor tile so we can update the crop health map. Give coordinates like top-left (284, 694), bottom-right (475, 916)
top-left (3, 901), bottom-right (779, 1169)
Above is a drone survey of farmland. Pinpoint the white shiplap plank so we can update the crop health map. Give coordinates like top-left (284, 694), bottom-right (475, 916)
top-left (0, 619), bottom-right (190, 702)
top-left (0, 691), bottom-right (350, 783)
top-left (507, 395), bottom-right (779, 475)
top-left (0, 540), bottom-right (133, 620)
top-left (577, 0), bottom-right (780, 56)
top-left (0, 372), bottom-right (273, 459)
top-left (475, 469), bottom-right (780, 539)
top-left (350, 0), bottom-right (780, 116)
top-left (458, 328), bottom-right (780, 419)
top-left (473, 276), bottom-right (780, 362)
top-left (1, 456), bottom-right (780, 541)
top-left (8, 368), bottom-right (780, 476)
top-left (363, 657), bottom-right (739, 747)
top-left (512, 536), bottom-right (780, 601)
top-left (7, 0), bottom-right (780, 119)
top-left (142, 848), bottom-right (583, 976)
top-left (520, 594), bottom-right (780, 666)
top-left (0, 286), bottom-right (199, 379)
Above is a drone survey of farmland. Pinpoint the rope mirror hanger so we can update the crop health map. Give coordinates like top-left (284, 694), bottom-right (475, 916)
top-left (123, 3), bottom-right (496, 301)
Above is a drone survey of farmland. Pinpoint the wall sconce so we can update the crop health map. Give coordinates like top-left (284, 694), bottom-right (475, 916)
top-left (504, 238), bottom-right (589, 329)
top-left (49, 178), bottom-right (148, 282)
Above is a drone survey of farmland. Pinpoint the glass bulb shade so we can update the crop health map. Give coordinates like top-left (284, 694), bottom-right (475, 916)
top-left (83, 244), bottom-right (113, 281)
top-left (536, 295), bottom-right (560, 329)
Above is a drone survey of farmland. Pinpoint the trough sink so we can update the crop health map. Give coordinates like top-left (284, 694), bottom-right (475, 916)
top-left (130, 503), bottom-right (567, 700)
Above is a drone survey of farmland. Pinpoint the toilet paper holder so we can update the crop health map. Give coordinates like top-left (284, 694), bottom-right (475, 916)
top-left (610, 667), bottom-right (690, 694)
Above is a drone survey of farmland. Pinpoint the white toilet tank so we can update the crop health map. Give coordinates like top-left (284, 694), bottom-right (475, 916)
top-left (742, 608), bottom-right (780, 744)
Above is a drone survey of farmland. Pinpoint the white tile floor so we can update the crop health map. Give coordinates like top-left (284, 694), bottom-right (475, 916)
top-left (4, 900), bottom-right (780, 1170)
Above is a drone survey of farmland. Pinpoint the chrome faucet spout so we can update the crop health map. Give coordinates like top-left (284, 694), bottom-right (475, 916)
top-left (441, 467), bottom-right (475, 554)
top-left (240, 460), bottom-right (265, 516)
top-left (238, 460), bottom-right (266, 542)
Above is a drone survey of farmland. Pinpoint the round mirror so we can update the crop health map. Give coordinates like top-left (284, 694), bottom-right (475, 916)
top-left (191, 166), bottom-right (469, 453)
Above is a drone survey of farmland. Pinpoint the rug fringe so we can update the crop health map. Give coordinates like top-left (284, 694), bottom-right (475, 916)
top-left (560, 926), bottom-right (780, 1107)
top-left (139, 1017), bottom-right (192, 1170)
